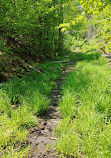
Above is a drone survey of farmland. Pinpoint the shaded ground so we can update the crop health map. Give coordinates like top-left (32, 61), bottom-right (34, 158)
top-left (27, 61), bottom-right (76, 158)
top-left (0, 53), bottom-right (31, 82)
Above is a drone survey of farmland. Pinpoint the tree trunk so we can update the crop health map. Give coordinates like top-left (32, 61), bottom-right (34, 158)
top-left (58, 0), bottom-right (63, 52)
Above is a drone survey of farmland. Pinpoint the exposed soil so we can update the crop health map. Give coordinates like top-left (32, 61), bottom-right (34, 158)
top-left (27, 61), bottom-right (76, 158)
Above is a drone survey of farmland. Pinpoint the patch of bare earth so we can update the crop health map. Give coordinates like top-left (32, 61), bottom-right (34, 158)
top-left (27, 62), bottom-right (76, 158)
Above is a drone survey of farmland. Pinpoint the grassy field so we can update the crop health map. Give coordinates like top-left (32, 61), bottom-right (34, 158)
top-left (0, 50), bottom-right (111, 157)
top-left (55, 51), bottom-right (111, 158)
top-left (0, 61), bottom-right (62, 157)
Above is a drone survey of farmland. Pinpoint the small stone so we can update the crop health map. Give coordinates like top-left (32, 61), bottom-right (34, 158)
top-left (40, 131), bottom-right (44, 135)
top-left (44, 121), bottom-right (47, 126)
top-left (39, 124), bottom-right (45, 130)
top-left (49, 126), bottom-right (52, 132)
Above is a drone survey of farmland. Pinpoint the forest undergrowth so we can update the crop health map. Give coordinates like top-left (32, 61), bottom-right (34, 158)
top-left (0, 61), bottom-right (64, 157)
top-left (0, 49), bottom-right (111, 157)
top-left (55, 50), bottom-right (111, 158)
top-left (0, 0), bottom-right (111, 157)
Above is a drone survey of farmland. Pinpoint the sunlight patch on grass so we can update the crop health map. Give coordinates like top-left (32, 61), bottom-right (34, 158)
top-left (55, 52), bottom-right (111, 158)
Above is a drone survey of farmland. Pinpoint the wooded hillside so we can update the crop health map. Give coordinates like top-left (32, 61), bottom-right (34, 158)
top-left (0, 0), bottom-right (111, 157)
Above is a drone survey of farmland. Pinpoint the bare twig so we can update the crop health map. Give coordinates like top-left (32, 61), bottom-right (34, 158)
top-left (52, 60), bottom-right (69, 63)
top-left (25, 63), bottom-right (42, 73)
top-left (49, 137), bottom-right (57, 140)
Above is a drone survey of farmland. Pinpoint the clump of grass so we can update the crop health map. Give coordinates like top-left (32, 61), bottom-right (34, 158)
top-left (55, 52), bottom-right (111, 158)
top-left (0, 61), bottom-right (62, 157)
top-left (68, 49), bottom-right (101, 62)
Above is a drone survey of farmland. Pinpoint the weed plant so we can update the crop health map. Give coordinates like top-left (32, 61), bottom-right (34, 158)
top-left (55, 51), bottom-right (111, 158)
top-left (0, 62), bottom-right (62, 157)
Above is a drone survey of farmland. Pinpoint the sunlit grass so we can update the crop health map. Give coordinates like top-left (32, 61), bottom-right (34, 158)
top-left (0, 61), bottom-right (62, 157)
top-left (55, 52), bottom-right (111, 158)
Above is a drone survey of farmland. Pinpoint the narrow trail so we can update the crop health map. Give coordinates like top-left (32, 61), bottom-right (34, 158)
top-left (27, 61), bottom-right (76, 158)
top-left (26, 54), bottom-right (111, 158)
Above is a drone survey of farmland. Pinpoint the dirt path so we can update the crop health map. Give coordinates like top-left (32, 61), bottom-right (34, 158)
top-left (27, 61), bottom-right (76, 158)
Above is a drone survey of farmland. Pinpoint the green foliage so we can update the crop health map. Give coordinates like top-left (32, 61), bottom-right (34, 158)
top-left (0, 0), bottom-right (77, 58)
top-left (0, 40), bottom-right (10, 55)
top-left (55, 51), bottom-right (111, 157)
top-left (0, 0), bottom-right (111, 157)
top-left (78, 0), bottom-right (111, 52)
top-left (61, 0), bottom-right (111, 53)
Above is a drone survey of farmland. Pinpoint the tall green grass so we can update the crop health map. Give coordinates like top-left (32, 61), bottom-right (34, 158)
top-left (0, 62), bottom-right (62, 157)
top-left (55, 52), bottom-right (111, 158)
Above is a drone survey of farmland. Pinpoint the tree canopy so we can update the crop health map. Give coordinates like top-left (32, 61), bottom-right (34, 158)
top-left (0, 0), bottom-right (111, 60)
